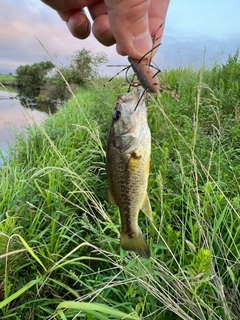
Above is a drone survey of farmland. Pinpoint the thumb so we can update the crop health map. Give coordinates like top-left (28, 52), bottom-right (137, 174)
top-left (105, 0), bottom-right (153, 59)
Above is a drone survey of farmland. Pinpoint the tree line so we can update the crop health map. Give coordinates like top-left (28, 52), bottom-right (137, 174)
top-left (15, 49), bottom-right (108, 96)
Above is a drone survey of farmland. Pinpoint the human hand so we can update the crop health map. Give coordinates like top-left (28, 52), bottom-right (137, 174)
top-left (41, 0), bottom-right (170, 59)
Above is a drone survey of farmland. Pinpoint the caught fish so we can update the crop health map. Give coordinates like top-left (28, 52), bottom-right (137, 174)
top-left (106, 89), bottom-right (152, 259)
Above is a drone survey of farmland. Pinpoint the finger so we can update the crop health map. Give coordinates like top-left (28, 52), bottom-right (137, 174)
top-left (41, 0), bottom-right (94, 39)
top-left (142, 0), bottom-right (170, 58)
top-left (66, 10), bottom-right (91, 39)
top-left (41, 0), bottom-right (97, 12)
top-left (87, 2), bottom-right (115, 46)
top-left (105, 0), bottom-right (153, 59)
top-left (149, 0), bottom-right (170, 42)
top-left (105, 0), bottom-right (169, 59)
top-left (91, 15), bottom-right (115, 46)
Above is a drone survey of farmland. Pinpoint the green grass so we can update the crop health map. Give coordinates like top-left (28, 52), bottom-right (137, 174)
top-left (0, 74), bottom-right (17, 86)
top-left (0, 51), bottom-right (240, 319)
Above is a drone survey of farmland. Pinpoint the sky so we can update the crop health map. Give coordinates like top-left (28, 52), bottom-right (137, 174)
top-left (1, 0), bottom-right (240, 75)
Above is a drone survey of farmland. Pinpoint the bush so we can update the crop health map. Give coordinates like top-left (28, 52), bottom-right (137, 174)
top-left (51, 48), bottom-right (108, 96)
top-left (15, 61), bottom-right (54, 89)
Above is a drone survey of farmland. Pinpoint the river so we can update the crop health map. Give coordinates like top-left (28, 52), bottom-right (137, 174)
top-left (0, 88), bottom-right (49, 164)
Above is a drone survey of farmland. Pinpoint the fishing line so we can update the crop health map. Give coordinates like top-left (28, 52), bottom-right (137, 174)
top-left (134, 90), bottom-right (146, 111)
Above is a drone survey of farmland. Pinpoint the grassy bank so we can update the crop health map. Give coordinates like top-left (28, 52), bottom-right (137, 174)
top-left (0, 52), bottom-right (240, 319)
top-left (0, 74), bottom-right (17, 86)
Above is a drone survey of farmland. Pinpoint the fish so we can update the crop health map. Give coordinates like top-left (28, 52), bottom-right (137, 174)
top-left (106, 89), bottom-right (152, 259)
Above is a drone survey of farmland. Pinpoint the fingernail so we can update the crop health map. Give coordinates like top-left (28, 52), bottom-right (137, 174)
top-left (133, 32), bottom-right (153, 58)
top-left (95, 28), bottom-right (116, 46)
top-left (76, 20), bottom-right (90, 36)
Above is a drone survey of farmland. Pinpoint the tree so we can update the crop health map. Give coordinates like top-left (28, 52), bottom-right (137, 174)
top-left (54, 48), bottom-right (108, 89)
top-left (15, 61), bottom-right (54, 89)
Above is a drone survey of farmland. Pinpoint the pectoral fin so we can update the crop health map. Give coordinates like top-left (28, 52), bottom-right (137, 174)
top-left (141, 194), bottom-right (152, 220)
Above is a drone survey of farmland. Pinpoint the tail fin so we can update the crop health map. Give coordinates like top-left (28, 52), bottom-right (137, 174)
top-left (120, 232), bottom-right (150, 259)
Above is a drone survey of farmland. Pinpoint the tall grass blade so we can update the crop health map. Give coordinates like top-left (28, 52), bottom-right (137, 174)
top-left (0, 279), bottom-right (40, 309)
top-left (18, 235), bottom-right (47, 272)
top-left (56, 301), bottom-right (139, 319)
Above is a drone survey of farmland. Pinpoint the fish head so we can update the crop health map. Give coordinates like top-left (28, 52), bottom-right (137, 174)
top-left (110, 89), bottom-right (149, 152)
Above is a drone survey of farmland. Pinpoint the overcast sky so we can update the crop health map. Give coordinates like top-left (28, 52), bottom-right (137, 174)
top-left (1, 1), bottom-right (240, 75)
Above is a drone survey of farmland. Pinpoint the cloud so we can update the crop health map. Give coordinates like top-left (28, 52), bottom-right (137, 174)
top-left (0, 1), bottom-right (239, 74)
top-left (156, 34), bottom-right (240, 70)
top-left (0, 1), bottom-right (121, 74)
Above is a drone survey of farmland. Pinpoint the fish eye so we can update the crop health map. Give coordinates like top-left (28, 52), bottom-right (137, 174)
top-left (113, 110), bottom-right (121, 121)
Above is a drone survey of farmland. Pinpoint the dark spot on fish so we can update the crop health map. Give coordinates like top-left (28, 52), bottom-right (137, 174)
top-left (130, 152), bottom-right (141, 159)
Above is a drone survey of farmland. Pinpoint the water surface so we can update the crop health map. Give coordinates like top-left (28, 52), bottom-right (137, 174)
top-left (0, 89), bottom-right (48, 162)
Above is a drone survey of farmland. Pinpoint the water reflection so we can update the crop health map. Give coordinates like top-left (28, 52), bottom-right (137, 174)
top-left (17, 87), bottom-right (59, 114)
top-left (0, 87), bottom-right (56, 163)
